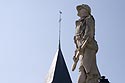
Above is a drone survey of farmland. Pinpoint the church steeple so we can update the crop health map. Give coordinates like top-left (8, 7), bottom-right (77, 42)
top-left (46, 11), bottom-right (72, 83)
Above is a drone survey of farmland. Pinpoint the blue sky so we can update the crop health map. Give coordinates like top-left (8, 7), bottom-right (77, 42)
top-left (0, 0), bottom-right (125, 83)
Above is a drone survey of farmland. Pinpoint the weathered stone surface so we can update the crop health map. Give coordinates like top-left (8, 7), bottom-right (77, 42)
top-left (72, 4), bottom-right (101, 83)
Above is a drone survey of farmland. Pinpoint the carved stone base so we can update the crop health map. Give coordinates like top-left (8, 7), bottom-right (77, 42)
top-left (99, 76), bottom-right (110, 83)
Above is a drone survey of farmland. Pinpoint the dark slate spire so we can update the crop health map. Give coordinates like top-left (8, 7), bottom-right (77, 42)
top-left (46, 45), bottom-right (72, 83)
top-left (53, 47), bottom-right (72, 83)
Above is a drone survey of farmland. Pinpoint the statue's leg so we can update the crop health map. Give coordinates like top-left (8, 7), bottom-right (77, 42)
top-left (78, 66), bottom-right (86, 83)
top-left (78, 55), bottom-right (86, 83)
top-left (86, 73), bottom-right (99, 83)
top-left (83, 49), bottom-right (100, 83)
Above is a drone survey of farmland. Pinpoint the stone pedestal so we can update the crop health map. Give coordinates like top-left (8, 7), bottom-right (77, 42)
top-left (99, 76), bottom-right (110, 83)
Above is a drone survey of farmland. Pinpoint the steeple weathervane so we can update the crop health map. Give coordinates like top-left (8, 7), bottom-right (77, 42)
top-left (59, 11), bottom-right (62, 48)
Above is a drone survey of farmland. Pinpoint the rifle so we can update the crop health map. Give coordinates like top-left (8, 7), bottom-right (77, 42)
top-left (72, 37), bottom-right (89, 71)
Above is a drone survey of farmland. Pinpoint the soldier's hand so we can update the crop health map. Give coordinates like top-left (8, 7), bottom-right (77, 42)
top-left (73, 56), bottom-right (79, 62)
top-left (73, 56), bottom-right (76, 61)
top-left (73, 55), bottom-right (78, 62)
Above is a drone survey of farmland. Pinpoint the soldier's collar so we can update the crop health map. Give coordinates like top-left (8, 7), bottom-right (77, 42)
top-left (79, 15), bottom-right (91, 21)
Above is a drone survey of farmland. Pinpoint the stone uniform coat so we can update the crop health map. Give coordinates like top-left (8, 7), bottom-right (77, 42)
top-left (74, 15), bottom-right (101, 78)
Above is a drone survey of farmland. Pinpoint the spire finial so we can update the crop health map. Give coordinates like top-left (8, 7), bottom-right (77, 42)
top-left (59, 11), bottom-right (62, 49)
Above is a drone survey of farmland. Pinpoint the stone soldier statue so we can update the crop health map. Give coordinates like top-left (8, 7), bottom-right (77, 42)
top-left (72, 4), bottom-right (101, 83)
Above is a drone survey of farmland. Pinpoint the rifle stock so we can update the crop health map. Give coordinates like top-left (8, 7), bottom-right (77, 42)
top-left (72, 51), bottom-right (80, 71)
top-left (72, 37), bottom-right (89, 71)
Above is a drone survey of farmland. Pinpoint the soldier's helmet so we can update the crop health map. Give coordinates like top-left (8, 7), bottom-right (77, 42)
top-left (76, 4), bottom-right (91, 14)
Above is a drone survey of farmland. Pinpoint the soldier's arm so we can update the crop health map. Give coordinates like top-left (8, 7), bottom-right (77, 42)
top-left (74, 20), bottom-right (80, 48)
top-left (83, 16), bottom-right (91, 40)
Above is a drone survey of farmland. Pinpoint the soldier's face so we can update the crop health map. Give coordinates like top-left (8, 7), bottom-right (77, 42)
top-left (78, 8), bottom-right (89, 18)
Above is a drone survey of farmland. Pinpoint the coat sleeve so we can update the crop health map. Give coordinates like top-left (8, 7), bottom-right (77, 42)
top-left (83, 16), bottom-right (92, 40)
